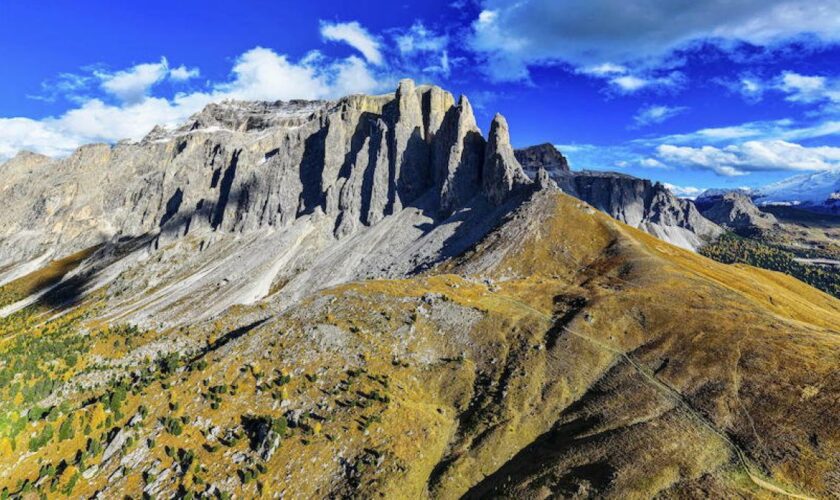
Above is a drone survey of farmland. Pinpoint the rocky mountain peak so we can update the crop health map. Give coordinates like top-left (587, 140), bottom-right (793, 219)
top-left (0, 80), bottom-right (534, 268)
top-left (514, 143), bottom-right (570, 176)
top-left (482, 114), bottom-right (532, 204)
top-left (695, 190), bottom-right (778, 233)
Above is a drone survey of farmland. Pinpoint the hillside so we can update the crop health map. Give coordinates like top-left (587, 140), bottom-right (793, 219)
top-left (0, 82), bottom-right (837, 499)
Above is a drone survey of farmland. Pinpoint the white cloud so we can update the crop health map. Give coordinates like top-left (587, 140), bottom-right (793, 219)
top-left (0, 118), bottom-right (82, 160)
top-left (640, 158), bottom-right (670, 169)
top-left (392, 22), bottom-right (453, 77)
top-left (395, 22), bottom-right (448, 54)
top-left (469, 0), bottom-right (840, 82)
top-left (169, 65), bottom-right (200, 81)
top-left (656, 140), bottom-right (840, 176)
top-left (0, 45), bottom-right (389, 162)
top-left (215, 48), bottom-right (332, 101)
top-left (776, 71), bottom-right (840, 104)
top-left (320, 21), bottom-right (383, 66)
top-left (580, 63), bottom-right (627, 76)
top-left (717, 74), bottom-right (766, 102)
top-left (612, 75), bottom-right (648, 92)
top-left (741, 78), bottom-right (763, 96)
top-left (98, 58), bottom-right (170, 104)
top-left (644, 117), bottom-right (840, 146)
top-left (578, 63), bottom-right (685, 94)
top-left (663, 183), bottom-right (703, 199)
top-left (633, 105), bottom-right (688, 127)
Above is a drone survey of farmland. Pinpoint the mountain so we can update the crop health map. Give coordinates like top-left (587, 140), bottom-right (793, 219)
top-left (752, 169), bottom-right (840, 214)
top-left (0, 82), bottom-right (837, 499)
top-left (0, 80), bottom-right (537, 324)
top-left (694, 188), bottom-right (840, 298)
top-left (514, 142), bottom-right (570, 176)
top-left (515, 144), bottom-right (723, 251)
top-left (695, 190), bottom-right (778, 235)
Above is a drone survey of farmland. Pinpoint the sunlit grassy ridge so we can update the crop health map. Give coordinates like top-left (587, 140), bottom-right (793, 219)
top-left (0, 191), bottom-right (836, 498)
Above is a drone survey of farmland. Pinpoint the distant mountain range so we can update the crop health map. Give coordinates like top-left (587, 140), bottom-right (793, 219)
top-left (696, 170), bottom-right (840, 215)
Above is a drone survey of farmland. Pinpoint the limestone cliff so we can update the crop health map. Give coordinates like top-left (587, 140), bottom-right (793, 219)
top-left (514, 144), bottom-right (722, 250)
top-left (0, 80), bottom-right (530, 268)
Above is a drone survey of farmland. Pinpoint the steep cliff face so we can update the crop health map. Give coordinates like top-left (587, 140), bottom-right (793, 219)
top-left (513, 144), bottom-right (722, 250)
top-left (514, 142), bottom-right (570, 176)
top-left (0, 80), bottom-right (531, 270)
top-left (0, 80), bottom-right (538, 324)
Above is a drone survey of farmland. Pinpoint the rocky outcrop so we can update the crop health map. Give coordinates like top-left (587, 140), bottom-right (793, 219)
top-left (514, 143), bottom-right (570, 177)
top-left (695, 191), bottom-right (778, 234)
top-left (569, 172), bottom-right (722, 249)
top-left (433, 96), bottom-right (485, 214)
top-left (513, 144), bottom-right (723, 250)
top-left (482, 114), bottom-right (532, 204)
top-left (0, 80), bottom-right (531, 267)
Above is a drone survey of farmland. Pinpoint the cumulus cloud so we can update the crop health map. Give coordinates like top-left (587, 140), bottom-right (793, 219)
top-left (655, 140), bottom-right (840, 176)
top-left (776, 71), bottom-right (840, 104)
top-left (633, 105), bottom-right (688, 127)
top-left (469, 0), bottom-right (840, 81)
top-left (663, 183), bottom-right (704, 198)
top-left (0, 44), bottom-right (390, 162)
top-left (97, 58), bottom-right (170, 103)
top-left (320, 21), bottom-right (383, 65)
top-left (169, 65), bottom-right (200, 81)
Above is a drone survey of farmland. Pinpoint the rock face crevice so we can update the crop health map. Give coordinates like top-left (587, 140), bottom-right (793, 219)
top-left (0, 80), bottom-right (532, 265)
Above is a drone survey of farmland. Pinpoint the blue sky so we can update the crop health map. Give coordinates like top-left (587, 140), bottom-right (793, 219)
top-left (1, 0), bottom-right (839, 196)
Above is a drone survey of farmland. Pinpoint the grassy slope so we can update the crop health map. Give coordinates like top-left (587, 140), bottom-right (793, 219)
top-left (0, 191), bottom-right (837, 499)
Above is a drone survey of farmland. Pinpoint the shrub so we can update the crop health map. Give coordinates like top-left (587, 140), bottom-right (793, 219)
top-left (164, 417), bottom-right (183, 436)
top-left (28, 424), bottom-right (54, 452)
top-left (58, 416), bottom-right (75, 441)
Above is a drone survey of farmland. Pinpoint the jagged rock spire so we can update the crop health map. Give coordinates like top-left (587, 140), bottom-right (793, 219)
top-left (390, 78), bottom-right (430, 212)
top-left (0, 79), bottom-right (545, 265)
top-left (434, 95), bottom-right (485, 214)
top-left (482, 113), bottom-right (532, 204)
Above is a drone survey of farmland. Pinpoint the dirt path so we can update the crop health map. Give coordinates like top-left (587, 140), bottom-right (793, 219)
top-left (497, 293), bottom-right (815, 500)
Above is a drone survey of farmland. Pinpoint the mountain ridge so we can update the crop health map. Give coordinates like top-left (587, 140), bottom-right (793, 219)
top-left (514, 144), bottom-right (723, 250)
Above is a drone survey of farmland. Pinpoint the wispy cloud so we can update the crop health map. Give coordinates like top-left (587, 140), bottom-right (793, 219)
top-left (392, 22), bottom-right (453, 76)
top-left (632, 104), bottom-right (688, 128)
top-left (320, 21), bottom-right (383, 66)
top-left (655, 140), bottom-right (840, 176)
top-left (639, 117), bottom-right (840, 146)
top-left (578, 63), bottom-right (685, 94)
